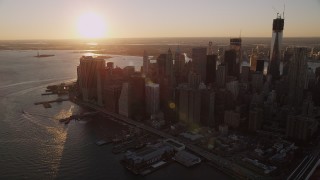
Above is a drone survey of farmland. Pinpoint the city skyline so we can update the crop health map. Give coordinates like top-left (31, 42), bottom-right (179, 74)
top-left (0, 0), bottom-right (320, 40)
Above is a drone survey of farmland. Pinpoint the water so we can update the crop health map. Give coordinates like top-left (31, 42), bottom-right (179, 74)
top-left (0, 50), bottom-right (229, 179)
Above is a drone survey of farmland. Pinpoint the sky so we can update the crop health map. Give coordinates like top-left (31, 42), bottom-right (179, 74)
top-left (0, 0), bottom-right (320, 40)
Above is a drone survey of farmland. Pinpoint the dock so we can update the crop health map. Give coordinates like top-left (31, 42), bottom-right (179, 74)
top-left (78, 101), bottom-right (261, 179)
top-left (58, 111), bottom-right (99, 124)
top-left (34, 98), bottom-right (69, 108)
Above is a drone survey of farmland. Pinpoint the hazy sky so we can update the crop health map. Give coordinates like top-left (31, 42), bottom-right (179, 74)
top-left (0, 0), bottom-right (320, 40)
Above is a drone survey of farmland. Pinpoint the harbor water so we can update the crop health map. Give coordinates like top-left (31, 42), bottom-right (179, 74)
top-left (0, 50), bottom-right (229, 179)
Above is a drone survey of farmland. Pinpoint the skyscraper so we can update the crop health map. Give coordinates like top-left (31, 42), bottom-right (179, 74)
top-left (230, 38), bottom-right (242, 63)
top-left (207, 41), bottom-right (214, 55)
top-left (241, 66), bottom-right (250, 83)
top-left (251, 72), bottom-right (264, 92)
top-left (77, 56), bottom-right (105, 103)
top-left (118, 82), bottom-right (132, 117)
top-left (104, 85), bottom-right (122, 113)
top-left (145, 83), bottom-right (160, 115)
top-left (200, 90), bottom-right (215, 127)
top-left (174, 46), bottom-right (185, 79)
top-left (286, 115), bottom-right (318, 141)
top-left (256, 59), bottom-right (265, 72)
top-left (248, 108), bottom-right (263, 132)
top-left (130, 76), bottom-right (146, 120)
top-left (226, 80), bottom-right (239, 100)
top-left (250, 48), bottom-right (258, 71)
top-left (288, 47), bottom-right (308, 107)
top-left (192, 47), bottom-right (207, 82)
top-left (178, 87), bottom-right (201, 125)
top-left (206, 54), bottom-right (217, 85)
top-left (166, 48), bottom-right (173, 77)
top-left (224, 50), bottom-right (238, 77)
top-left (188, 72), bottom-right (201, 89)
top-left (143, 50), bottom-right (149, 75)
top-left (156, 53), bottom-right (167, 78)
top-left (268, 14), bottom-right (284, 80)
top-left (216, 64), bottom-right (226, 88)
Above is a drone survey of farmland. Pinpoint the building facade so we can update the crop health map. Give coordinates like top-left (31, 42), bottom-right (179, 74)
top-left (145, 83), bottom-right (160, 115)
top-left (77, 56), bottom-right (105, 103)
top-left (268, 14), bottom-right (284, 80)
top-left (192, 47), bottom-right (207, 82)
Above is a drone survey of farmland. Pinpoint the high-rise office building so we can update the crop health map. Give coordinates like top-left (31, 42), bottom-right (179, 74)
top-left (268, 14), bottom-right (284, 80)
top-left (206, 54), bottom-right (217, 85)
top-left (166, 48), bottom-right (173, 77)
top-left (224, 110), bottom-right (240, 128)
top-left (241, 66), bottom-right (250, 83)
top-left (174, 46), bottom-right (185, 81)
top-left (130, 76), bottom-right (146, 120)
top-left (230, 38), bottom-right (242, 63)
top-left (200, 90), bottom-right (215, 127)
top-left (207, 41), bottom-right (214, 55)
top-left (118, 82), bottom-right (132, 117)
top-left (145, 83), bottom-right (160, 115)
top-left (216, 64), bottom-right (227, 88)
top-left (224, 50), bottom-right (239, 77)
top-left (248, 108), bottom-right (263, 132)
top-left (104, 85), bottom-right (122, 113)
top-left (251, 72), bottom-right (264, 92)
top-left (143, 50), bottom-right (149, 75)
top-left (178, 87), bottom-right (201, 125)
top-left (192, 47), bottom-right (207, 82)
top-left (123, 66), bottom-right (135, 77)
top-left (157, 53), bottom-right (167, 78)
top-left (288, 47), bottom-right (308, 107)
top-left (256, 59), bottom-right (265, 72)
top-left (77, 56), bottom-right (105, 103)
top-left (188, 72), bottom-right (201, 89)
top-left (286, 115), bottom-right (318, 141)
top-left (250, 48), bottom-right (258, 71)
top-left (226, 80), bottom-right (239, 100)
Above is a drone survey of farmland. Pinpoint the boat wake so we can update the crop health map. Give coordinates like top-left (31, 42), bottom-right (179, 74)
top-left (0, 77), bottom-right (75, 90)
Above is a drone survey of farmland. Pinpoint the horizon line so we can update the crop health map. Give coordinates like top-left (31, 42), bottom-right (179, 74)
top-left (1, 36), bottom-right (320, 41)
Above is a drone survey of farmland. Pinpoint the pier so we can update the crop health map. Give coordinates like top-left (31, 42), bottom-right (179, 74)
top-left (34, 98), bottom-right (69, 108)
top-left (78, 101), bottom-right (262, 180)
top-left (58, 111), bottom-right (99, 124)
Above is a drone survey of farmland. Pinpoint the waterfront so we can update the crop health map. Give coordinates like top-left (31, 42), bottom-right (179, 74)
top-left (0, 50), bottom-right (228, 179)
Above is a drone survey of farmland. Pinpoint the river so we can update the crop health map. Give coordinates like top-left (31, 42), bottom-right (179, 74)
top-left (0, 50), bottom-right (229, 179)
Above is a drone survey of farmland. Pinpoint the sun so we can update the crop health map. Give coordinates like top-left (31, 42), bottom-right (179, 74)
top-left (77, 12), bottom-right (107, 39)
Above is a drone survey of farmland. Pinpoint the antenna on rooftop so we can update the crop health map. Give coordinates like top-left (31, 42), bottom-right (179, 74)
top-left (283, 4), bottom-right (285, 19)
top-left (272, 6), bottom-right (279, 17)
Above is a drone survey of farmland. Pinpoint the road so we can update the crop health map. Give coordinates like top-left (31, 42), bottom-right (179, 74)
top-left (287, 141), bottom-right (320, 180)
top-left (79, 101), bottom-right (264, 179)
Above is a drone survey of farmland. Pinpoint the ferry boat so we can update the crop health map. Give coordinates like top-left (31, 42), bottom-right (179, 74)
top-left (34, 51), bottom-right (54, 58)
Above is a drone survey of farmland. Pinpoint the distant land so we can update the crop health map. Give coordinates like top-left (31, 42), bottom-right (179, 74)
top-left (1, 37), bottom-right (320, 57)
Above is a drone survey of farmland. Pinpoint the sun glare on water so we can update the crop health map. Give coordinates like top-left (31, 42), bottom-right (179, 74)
top-left (77, 12), bottom-right (107, 39)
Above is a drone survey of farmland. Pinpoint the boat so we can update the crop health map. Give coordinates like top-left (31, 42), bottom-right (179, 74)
top-left (34, 54), bottom-right (55, 58)
top-left (34, 51), bottom-right (54, 58)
